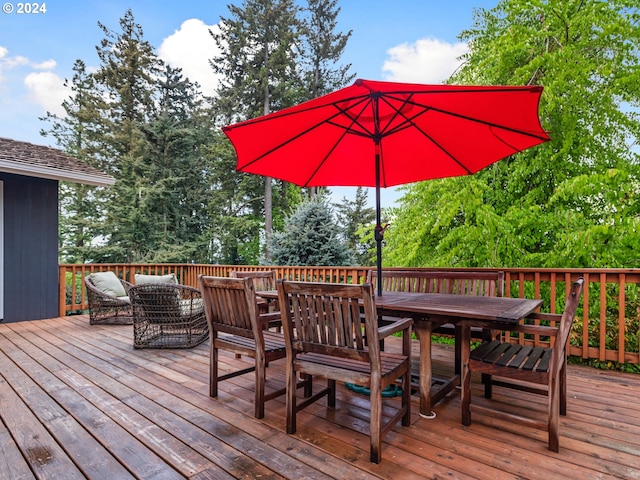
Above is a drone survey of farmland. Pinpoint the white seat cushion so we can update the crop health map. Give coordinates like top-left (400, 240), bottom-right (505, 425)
top-left (135, 273), bottom-right (178, 285)
top-left (88, 271), bottom-right (126, 298)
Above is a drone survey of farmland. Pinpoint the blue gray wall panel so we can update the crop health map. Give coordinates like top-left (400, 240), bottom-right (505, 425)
top-left (1, 173), bottom-right (59, 322)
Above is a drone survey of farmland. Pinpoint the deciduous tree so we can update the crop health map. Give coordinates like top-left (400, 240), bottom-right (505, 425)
top-left (385, 0), bottom-right (640, 268)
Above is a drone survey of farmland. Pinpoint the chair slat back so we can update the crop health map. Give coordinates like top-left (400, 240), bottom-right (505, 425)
top-left (277, 280), bottom-right (379, 363)
top-left (367, 270), bottom-right (504, 297)
top-left (231, 270), bottom-right (277, 292)
top-left (551, 278), bottom-right (584, 374)
top-left (199, 276), bottom-right (261, 339)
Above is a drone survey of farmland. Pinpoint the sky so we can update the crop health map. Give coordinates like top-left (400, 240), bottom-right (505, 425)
top-left (0, 0), bottom-right (495, 207)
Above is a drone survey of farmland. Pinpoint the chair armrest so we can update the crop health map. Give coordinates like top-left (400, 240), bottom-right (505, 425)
top-left (378, 317), bottom-right (413, 340)
top-left (506, 324), bottom-right (558, 337)
top-left (259, 312), bottom-right (282, 329)
top-left (473, 314), bottom-right (561, 337)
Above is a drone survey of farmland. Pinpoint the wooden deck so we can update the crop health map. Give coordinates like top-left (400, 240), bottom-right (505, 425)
top-left (1, 315), bottom-right (639, 479)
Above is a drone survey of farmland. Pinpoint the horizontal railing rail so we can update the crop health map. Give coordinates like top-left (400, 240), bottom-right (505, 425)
top-left (60, 264), bottom-right (640, 365)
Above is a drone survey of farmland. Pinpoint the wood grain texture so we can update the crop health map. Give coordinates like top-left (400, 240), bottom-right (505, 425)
top-left (0, 312), bottom-right (638, 478)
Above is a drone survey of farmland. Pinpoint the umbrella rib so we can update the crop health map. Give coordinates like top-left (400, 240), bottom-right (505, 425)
top-left (330, 96), bottom-right (376, 138)
top-left (380, 93), bottom-right (549, 141)
top-left (420, 104), bottom-right (549, 141)
top-left (236, 97), bottom-right (370, 170)
top-left (303, 97), bottom-right (376, 186)
top-left (302, 127), bottom-right (352, 187)
top-left (226, 92), bottom-right (371, 129)
top-left (372, 93), bottom-right (548, 175)
top-left (375, 95), bottom-right (473, 174)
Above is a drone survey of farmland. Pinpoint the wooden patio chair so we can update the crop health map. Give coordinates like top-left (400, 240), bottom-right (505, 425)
top-left (461, 277), bottom-right (584, 452)
top-left (129, 283), bottom-right (209, 349)
top-left (231, 269), bottom-right (278, 315)
top-left (85, 271), bottom-right (133, 325)
top-left (367, 269), bottom-right (505, 373)
top-left (276, 280), bottom-right (413, 464)
top-left (198, 275), bottom-right (306, 419)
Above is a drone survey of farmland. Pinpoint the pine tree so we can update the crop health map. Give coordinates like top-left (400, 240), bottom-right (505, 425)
top-left (137, 64), bottom-right (212, 262)
top-left (92, 9), bottom-right (162, 261)
top-left (334, 187), bottom-right (376, 266)
top-left (300, 0), bottom-right (354, 199)
top-left (40, 60), bottom-right (109, 262)
top-left (270, 198), bottom-right (354, 266)
top-left (211, 0), bottom-right (304, 262)
top-left (301, 0), bottom-right (354, 99)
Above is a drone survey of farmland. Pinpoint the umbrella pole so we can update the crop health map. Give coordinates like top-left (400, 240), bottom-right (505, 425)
top-left (374, 145), bottom-right (383, 297)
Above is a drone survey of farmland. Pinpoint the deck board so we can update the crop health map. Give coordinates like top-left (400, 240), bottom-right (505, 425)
top-left (1, 315), bottom-right (639, 479)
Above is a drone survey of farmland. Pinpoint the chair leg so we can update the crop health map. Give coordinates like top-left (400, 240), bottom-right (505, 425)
top-left (482, 373), bottom-right (493, 398)
top-left (548, 376), bottom-right (560, 452)
top-left (210, 344), bottom-right (218, 398)
top-left (461, 324), bottom-right (472, 426)
top-left (328, 379), bottom-right (336, 408)
top-left (454, 325), bottom-right (462, 375)
top-left (402, 367), bottom-right (411, 427)
top-left (302, 373), bottom-right (313, 397)
top-left (254, 356), bottom-right (265, 419)
top-left (286, 365), bottom-right (298, 434)
top-left (369, 382), bottom-right (382, 464)
top-left (560, 360), bottom-right (567, 416)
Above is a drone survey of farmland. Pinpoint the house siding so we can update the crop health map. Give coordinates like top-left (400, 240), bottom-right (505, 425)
top-left (1, 173), bottom-right (59, 322)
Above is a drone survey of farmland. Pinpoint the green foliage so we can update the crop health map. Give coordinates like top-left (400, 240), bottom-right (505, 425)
top-left (270, 198), bottom-right (354, 266)
top-left (211, 0), bottom-right (307, 261)
top-left (334, 187), bottom-right (376, 265)
top-left (41, 4), bottom-right (356, 266)
top-left (570, 357), bottom-right (640, 374)
top-left (300, 0), bottom-right (355, 98)
top-left (211, 0), bottom-right (304, 122)
top-left (41, 60), bottom-right (110, 262)
top-left (385, 0), bottom-right (640, 270)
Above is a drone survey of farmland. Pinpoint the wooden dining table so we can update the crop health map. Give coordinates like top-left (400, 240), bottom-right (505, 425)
top-left (374, 292), bottom-right (543, 418)
top-left (258, 289), bottom-right (543, 419)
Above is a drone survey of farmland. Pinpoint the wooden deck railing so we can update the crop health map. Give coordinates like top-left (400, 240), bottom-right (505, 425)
top-left (60, 264), bottom-right (640, 365)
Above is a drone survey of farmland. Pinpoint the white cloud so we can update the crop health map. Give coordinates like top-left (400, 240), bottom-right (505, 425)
top-left (0, 47), bottom-right (65, 112)
top-left (4, 55), bottom-right (30, 68)
top-left (158, 18), bottom-right (223, 96)
top-left (382, 38), bottom-right (468, 84)
top-left (33, 59), bottom-right (57, 70)
top-left (24, 71), bottom-right (68, 116)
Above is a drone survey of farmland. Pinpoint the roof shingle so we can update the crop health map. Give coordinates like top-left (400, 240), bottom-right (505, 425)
top-left (0, 137), bottom-right (115, 186)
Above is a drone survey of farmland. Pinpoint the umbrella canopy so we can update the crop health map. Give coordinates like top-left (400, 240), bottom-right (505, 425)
top-left (223, 79), bottom-right (550, 295)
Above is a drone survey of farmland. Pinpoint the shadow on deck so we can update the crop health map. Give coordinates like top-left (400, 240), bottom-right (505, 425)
top-left (0, 315), bottom-right (639, 479)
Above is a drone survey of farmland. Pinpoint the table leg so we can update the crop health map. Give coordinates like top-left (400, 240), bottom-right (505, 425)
top-left (414, 320), bottom-right (436, 419)
top-left (460, 320), bottom-right (471, 426)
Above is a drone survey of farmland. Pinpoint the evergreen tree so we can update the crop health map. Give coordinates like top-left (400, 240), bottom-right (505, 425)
top-left (203, 129), bottom-right (267, 265)
top-left (300, 0), bottom-right (354, 199)
top-left (40, 60), bottom-right (109, 262)
top-left (92, 9), bottom-right (162, 261)
top-left (137, 64), bottom-right (212, 262)
top-left (211, 0), bottom-right (304, 262)
top-left (271, 198), bottom-right (353, 266)
top-left (334, 187), bottom-right (376, 265)
top-left (301, 0), bottom-right (354, 99)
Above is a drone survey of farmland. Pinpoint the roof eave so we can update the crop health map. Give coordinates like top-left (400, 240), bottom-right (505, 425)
top-left (0, 161), bottom-right (115, 187)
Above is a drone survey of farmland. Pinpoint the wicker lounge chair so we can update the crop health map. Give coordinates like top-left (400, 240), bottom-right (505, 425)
top-left (85, 271), bottom-right (133, 325)
top-left (129, 283), bottom-right (209, 349)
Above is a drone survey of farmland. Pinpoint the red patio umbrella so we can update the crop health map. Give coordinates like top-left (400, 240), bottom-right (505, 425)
top-left (223, 79), bottom-right (550, 295)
